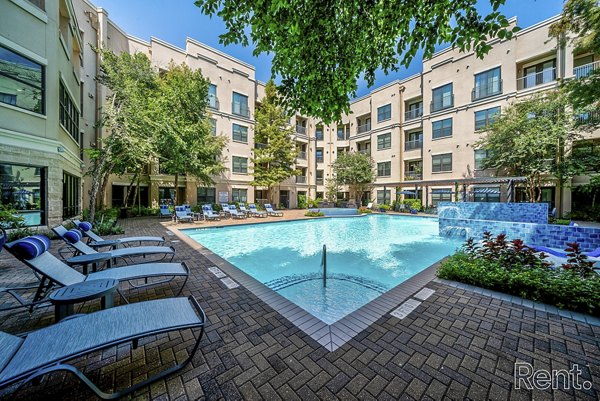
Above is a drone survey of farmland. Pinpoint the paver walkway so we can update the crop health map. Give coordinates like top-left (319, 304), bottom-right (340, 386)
top-left (0, 216), bottom-right (598, 400)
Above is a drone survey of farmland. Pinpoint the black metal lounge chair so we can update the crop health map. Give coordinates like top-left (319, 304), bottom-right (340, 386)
top-left (72, 219), bottom-right (165, 247)
top-left (0, 297), bottom-right (206, 399)
top-left (53, 226), bottom-right (175, 265)
top-left (3, 235), bottom-right (189, 305)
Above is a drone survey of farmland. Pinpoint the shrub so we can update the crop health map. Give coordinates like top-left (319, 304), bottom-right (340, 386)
top-left (297, 194), bottom-right (307, 209)
top-left (403, 199), bottom-right (422, 212)
top-left (305, 211), bottom-right (324, 217)
top-left (358, 207), bottom-right (372, 214)
top-left (379, 204), bottom-right (391, 211)
top-left (82, 207), bottom-right (123, 235)
top-left (306, 197), bottom-right (322, 208)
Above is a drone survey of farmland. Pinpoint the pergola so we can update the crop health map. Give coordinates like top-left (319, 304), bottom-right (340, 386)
top-left (381, 176), bottom-right (528, 206)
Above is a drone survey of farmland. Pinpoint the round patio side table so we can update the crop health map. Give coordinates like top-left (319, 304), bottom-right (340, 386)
top-left (49, 279), bottom-right (119, 322)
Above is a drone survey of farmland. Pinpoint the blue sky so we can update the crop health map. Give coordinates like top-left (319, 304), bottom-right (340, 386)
top-left (94, 0), bottom-right (564, 98)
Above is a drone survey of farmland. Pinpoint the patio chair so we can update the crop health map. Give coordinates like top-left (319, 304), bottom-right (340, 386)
top-left (159, 205), bottom-right (172, 219)
top-left (248, 204), bottom-right (268, 218)
top-left (53, 226), bottom-right (175, 265)
top-left (264, 204), bottom-right (283, 217)
top-left (201, 205), bottom-right (221, 221)
top-left (238, 204), bottom-right (252, 216)
top-left (0, 296), bottom-right (206, 400)
top-left (366, 202), bottom-right (374, 209)
top-left (174, 206), bottom-right (194, 224)
top-left (228, 205), bottom-right (247, 219)
top-left (220, 203), bottom-right (232, 218)
top-left (4, 234), bottom-right (189, 304)
top-left (72, 219), bottom-right (165, 247)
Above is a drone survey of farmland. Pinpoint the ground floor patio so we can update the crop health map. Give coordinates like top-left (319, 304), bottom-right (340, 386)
top-left (0, 216), bottom-right (598, 400)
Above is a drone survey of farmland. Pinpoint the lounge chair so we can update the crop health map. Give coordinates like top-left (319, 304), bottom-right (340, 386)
top-left (228, 205), bottom-right (247, 219)
top-left (53, 226), bottom-right (175, 265)
top-left (238, 204), bottom-right (252, 216)
top-left (4, 234), bottom-right (189, 303)
top-left (248, 204), bottom-right (268, 218)
top-left (174, 206), bottom-right (194, 223)
top-left (530, 244), bottom-right (600, 259)
top-left (0, 297), bottom-right (205, 400)
top-left (264, 204), bottom-right (283, 217)
top-left (72, 219), bottom-right (165, 247)
top-left (159, 205), bottom-right (172, 219)
top-left (220, 203), bottom-right (232, 218)
top-left (201, 205), bottom-right (221, 221)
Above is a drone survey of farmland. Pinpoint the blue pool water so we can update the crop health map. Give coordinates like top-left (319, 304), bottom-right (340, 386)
top-left (184, 215), bottom-right (462, 324)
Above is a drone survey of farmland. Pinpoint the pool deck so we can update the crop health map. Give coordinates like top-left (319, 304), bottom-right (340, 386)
top-left (0, 215), bottom-right (599, 400)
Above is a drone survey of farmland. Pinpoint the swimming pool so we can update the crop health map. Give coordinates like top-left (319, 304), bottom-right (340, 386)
top-left (184, 215), bottom-right (462, 324)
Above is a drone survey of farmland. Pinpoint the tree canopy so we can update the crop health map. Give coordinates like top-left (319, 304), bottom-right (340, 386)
top-left (194, 0), bottom-right (519, 122)
top-left (332, 152), bottom-right (374, 204)
top-left (250, 80), bottom-right (298, 203)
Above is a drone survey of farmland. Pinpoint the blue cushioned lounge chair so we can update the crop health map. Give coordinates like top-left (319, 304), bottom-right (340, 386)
top-left (264, 204), bottom-right (283, 217)
top-left (0, 297), bottom-right (206, 399)
top-left (72, 219), bottom-right (165, 248)
top-left (228, 205), bottom-right (247, 219)
top-left (201, 205), bottom-right (221, 221)
top-left (248, 204), bottom-right (267, 218)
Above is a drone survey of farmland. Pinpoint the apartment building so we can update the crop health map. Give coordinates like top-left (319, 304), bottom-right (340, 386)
top-left (0, 0), bottom-right (84, 227)
top-left (2, 2), bottom-right (597, 227)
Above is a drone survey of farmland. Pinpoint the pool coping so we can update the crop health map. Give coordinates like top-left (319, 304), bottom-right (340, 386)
top-left (169, 220), bottom-right (444, 352)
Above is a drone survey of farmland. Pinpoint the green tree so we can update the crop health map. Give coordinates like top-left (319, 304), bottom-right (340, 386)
top-left (250, 80), bottom-right (298, 204)
top-left (550, 0), bottom-right (600, 126)
top-left (195, 0), bottom-right (519, 122)
top-left (152, 63), bottom-right (227, 206)
top-left (325, 178), bottom-right (340, 202)
top-left (477, 92), bottom-right (579, 207)
top-left (87, 50), bottom-right (157, 223)
top-left (332, 152), bottom-right (374, 204)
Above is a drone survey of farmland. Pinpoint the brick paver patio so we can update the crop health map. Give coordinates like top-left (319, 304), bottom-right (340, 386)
top-left (0, 216), bottom-right (598, 400)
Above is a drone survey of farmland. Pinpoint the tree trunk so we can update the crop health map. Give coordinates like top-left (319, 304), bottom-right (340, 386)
top-left (123, 173), bottom-right (138, 207)
top-left (99, 164), bottom-right (114, 211)
top-left (173, 172), bottom-right (179, 206)
top-left (87, 152), bottom-right (109, 223)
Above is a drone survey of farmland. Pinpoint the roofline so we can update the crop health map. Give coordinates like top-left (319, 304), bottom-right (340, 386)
top-left (350, 79), bottom-right (401, 104)
top-left (186, 37), bottom-right (256, 70)
top-left (150, 36), bottom-right (187, 55)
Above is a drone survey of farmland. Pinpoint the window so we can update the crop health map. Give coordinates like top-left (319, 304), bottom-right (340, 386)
top-left (62, 172), bottom-right (80, 219)
top-left (26, 0), bottom-right (45, 10)
top-left (405, 101), bottom-right (423, 120)
top-left (197, 187), bottom-right (216, 204)
top-left (0, 163), bottom-right (45, 227)
top-left (208, 84), bottom-right (218, 109)
top-left (209, 118), bottom-right (217, 136)
top-left (337, 127), bottom-right (345, 140)
top-left (377, 133), bottom-right (391, 150)
top-left (521, 59), bottom-right (556, 89)
top-left (232, 91), bottom-right (249, 117)
top-left (405, 131), bottom-right (423, 150)
top-left (431, 189), bottom-right (452, 206)
top-left (377, 161), bottom-right (391, 177)
top-left (474, 149), bottom-right (489, 170)
top-left (59, 81), bottom-right (79, 141)
top-left (473, 187), bottom-right (500, 203)
top-left (377, 104), bottom-right (391, 122)
top-left (316, 148), bottom-right (324, 163)
top-left (473, 67), bottom-right (501, 100)
top-left (474, 107), bottom-right (500, 130)
top-left (432, 118), bottom-right (452, 139)
top-left (232, 123), bottom-right (248, 143)
top-left (0, 45), bottom-right (44, 113)
top-left (232, 156), bottom-right (248, 173)
top-left (158, 187), bottom-right (175, 204)
top-left (377, 190), bottom-right (392, 205)
top-left (316, 126), bottom-right (324, 140)
top-left (432, 153), bottom-right (452, 172)
top-left (431, 83), bottom-right (453, 112)
top-left (232, 188), bottom-right (248, 203)
top-left (316, 170), bottom-right (324, 185)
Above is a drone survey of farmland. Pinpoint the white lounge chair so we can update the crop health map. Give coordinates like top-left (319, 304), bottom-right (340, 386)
top-left (264, 204), bottom-right (283, 217)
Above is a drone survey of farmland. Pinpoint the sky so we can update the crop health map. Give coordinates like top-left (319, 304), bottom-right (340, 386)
top-left (93, 0), bottom-right (565, 98)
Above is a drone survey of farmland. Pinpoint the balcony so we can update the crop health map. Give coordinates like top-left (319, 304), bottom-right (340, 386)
top-left (296, 176), bottom-right (307, 184)
top-left (296, 125), bottom-right (306, 135)
top-left (208, 95), bottom-right (220, 110)
top-left (232, 102), bottom-right (250, 117)
top-left (316, 132), bottom-right (324, 141)
top-left (254, 143), bottom-right (267, 149)
top-left (577, 110), bottom-right (600, 124)
top-left (357, 123), bottom-right (371, 134)
top-left (471, 80), bottom-right (503, 101)
top-left (430, 95), bottom-right (454, 113)
top-left (404, 106), bottom-right (423, 121)
top-left (517, 68), bottom-right (556, 90)
top-left (404, 171), bottom-right (422, 180)
top-left (316, 156), bottom-right (324, 163)
top-left (358, 149), bottom-right (371, 155)
top-left (404, 139), bottom-right (423, 151)
top-left (316, 178), bottom-right (324, 185)
top-left (574, 61), bottom-right (600, 79)
top-left (297, 151), bottom-right (307, 160)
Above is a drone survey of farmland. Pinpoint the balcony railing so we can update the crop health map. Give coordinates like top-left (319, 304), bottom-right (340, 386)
top-left (471, 80), bottom-right (503, 101)
top-left (232, 102), bottom-right (250, 117)
top-left (316, 178), bottom-right (324, 185)
top-left (316, 133), bottom-right (324, 141)
top-left (357, 123), bottom-right (371, 134)
top-left (296, 125), bottom-right (306, 135)
top-left (316, 156), bottom-right (324, 163)
top-left (517, 68), bottom-right (556, 90)
top-left (577, 110), bottom-right (600, 124)
top-left (337, 132), bottom-right (350, 140)
top-left (358, 149), bottom-right (371, 155)
top-left (404, 139), bottom-right (423, 151)
top-left (404, 106), bottom-right (423, 121)
top-left (208, 95), bottom-right (220, 110)
top-left (254, 143), bottom-right (267, 149)
top-left (296, 176), bottom-right (307, 184)
top-left (574, 61), bottom-right (600, 79)
top-left (404, 171), bottom-right (423, 180)
top-left (297, 151), bottom-right (307, 160)
top-left (430, 95), bottom-right (454, 113)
